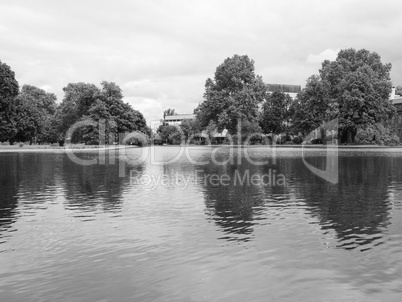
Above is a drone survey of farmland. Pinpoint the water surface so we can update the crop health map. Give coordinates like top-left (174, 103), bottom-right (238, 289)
top-left (1, 147), bottom-right (402, 301)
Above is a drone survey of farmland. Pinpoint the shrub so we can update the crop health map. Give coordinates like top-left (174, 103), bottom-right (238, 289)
top-left (293, 136), bottom-right (302, 144)
top-left (355, 123), bottom-right (400, 146)
top-left (311, 138), bottom-right (323, 144)
top-left (260, 136), bottom-right (271, 145)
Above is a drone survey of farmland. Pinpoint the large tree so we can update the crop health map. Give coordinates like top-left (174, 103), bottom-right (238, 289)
top-left (58, 81), bottom-right (149, 144)
top-left (197, 55), bottom-right (267, 134)
top-left (293, 48), bottom-right (395, 143)
top-left (101, 82), bottom-right (148, 134)
top-left (57, 82), bottom-right (101, 140)
top-left (321, 48), bottom-right (394, 143)
top-left (13, 85), bottom-right (57, 144)
top-left (0, 60), bottom-right (19, 142)
top-left (291, 75), bottom-right (331, 136)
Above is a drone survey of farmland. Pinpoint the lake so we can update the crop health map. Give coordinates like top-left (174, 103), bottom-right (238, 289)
top-left (1, 146), bottom-right (402, 301)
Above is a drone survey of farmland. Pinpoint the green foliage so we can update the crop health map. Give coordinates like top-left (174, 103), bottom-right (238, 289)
top-left (163, 108), bottom-right (176, 119)
top-left (0, 60), bottom-right (19, 142)
top-left (156, 119), bottom-right (203, 145)
top-left (58, 81), bottom-right (148, 144)
top-left (197, 55), bottom-right (267, 134)
top-left (293, 48), bottom-right (395, 144)
top-left (157, 124), bottom-right (183, 145)
top-left (291, 75), bottom-right (330, 136)
top-left (57, 82), bottom-right (101, 142)
top-left (0, 61), bottom-right (152, 145)
top-left (180, 118), bottom-right (202, 142)
top-left (292, 136), bottom-right (302, 144)
top-left (0, 61), bottom-right (19, 99)
top-left (38, 114), bottom-right (62, 144)
top-left (237, 120), bottom-right (263, 144)
top-left (13, 85), bottom-right (57, 144)
top-left (260, 91), bottom-right (292, 135)
top-left (355, 123), bottom-right (400, 146)
top-left (204, 120), bottom-right (218, 142)
top-left (321, 48), bottom-right (394, 143)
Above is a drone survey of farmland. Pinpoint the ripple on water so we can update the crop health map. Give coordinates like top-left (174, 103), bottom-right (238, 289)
top-left (0, 150), bottom-right (402, 300)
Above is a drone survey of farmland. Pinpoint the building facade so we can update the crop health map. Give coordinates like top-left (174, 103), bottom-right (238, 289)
top-left (390, 87), bottom-right (402, 141)
top-left (164, 114), bottom-right (196, 125)
top-left (390, 88), bottom-right (402, 140)
top-left (266, 83), bottom-right (302, 99)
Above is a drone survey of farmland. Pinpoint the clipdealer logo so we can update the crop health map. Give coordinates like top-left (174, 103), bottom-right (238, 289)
top-left (302, 119), bottom-right (339, 184)
top-left (63, 117), bottom-right (339, 185)
top-left (130, 169), bottom-right (286, 190)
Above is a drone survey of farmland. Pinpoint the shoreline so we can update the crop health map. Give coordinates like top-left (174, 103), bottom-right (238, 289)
top-left (1, 144), bottom-right (402, 153)
top-left (0, 144), bottom-right (136, 153)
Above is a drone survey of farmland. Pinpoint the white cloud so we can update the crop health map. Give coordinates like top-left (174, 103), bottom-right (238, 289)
top-left (1, 0), bottom-right (402, 122)
top-left (39, 85), bottom-right (52, 92)
top-left (307, 49), bottom-right (340, 65)
top-left (125, 97), bottom-right (164, 124)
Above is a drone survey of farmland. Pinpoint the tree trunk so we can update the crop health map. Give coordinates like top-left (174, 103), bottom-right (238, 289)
top-left (320, 127), bottom-right (326, 144)
top-left (345, 128), bottom-right (357, 144)
top-left (346, 129), bottom-right (353, 144)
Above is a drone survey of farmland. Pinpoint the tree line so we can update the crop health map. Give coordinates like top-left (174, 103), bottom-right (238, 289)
top-left (0, 60), bottom-right (150, 145)
top-left (157, 49), bottom-right (400, 146)
top-left (2, 48), bottom-right (399, 147)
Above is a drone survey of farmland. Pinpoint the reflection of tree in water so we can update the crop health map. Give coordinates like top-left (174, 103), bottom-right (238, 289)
top-left (290, 155), bottom-right (397, 251)
top-left (0, 154), bottom-right (22, 238)
top-left (196, 158), bottom-right (269, 242)
top-left (194, 148), bottom-right (400, 249)
top-left (60, 153), bottom-right (144, 213)
top-left (0, 151), bottom-right (144, 231)
top-left (0, 153), bottom-right (60, 240)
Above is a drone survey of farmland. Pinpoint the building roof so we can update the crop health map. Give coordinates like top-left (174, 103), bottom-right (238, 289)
top-left (164, 114), bottom-right (195, 121)
top-left (393, 97), bottom-right (402, 105)
top-left (267, 84), bottom-right (301, 93)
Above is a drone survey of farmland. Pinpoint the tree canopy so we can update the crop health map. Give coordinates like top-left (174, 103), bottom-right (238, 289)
top-left (291, 75), bottom-right (331, 136)
top-left (57, 81), bottom-right (149, 144)
top-left (323, 49), bottom-right (394, 142)
top-left (196, 55), bottom-right (267, 134)
top-left (1, 49), bottom-right (400, 146)
top-left (163, 108), bottom-right (176, 119)
top-left (0, 59), bottom-right (150, 145)
top-left (13, 85), bottom-right (57, 144)
top-left (292, 48), bottom-right (395, 143)
top-left (0, 60), bottom-right (19, 142)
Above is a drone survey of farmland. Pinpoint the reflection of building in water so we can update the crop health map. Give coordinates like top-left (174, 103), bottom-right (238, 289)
top-left (390, 87), bottom-right (402, 141)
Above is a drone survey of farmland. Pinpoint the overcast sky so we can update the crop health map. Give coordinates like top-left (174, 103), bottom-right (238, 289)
top-left (1, 0), bottom-right (401, 124)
